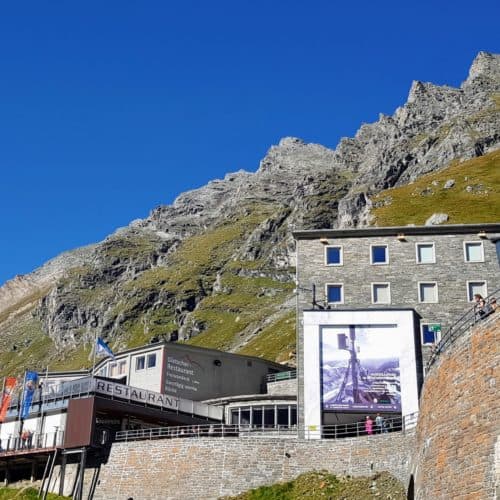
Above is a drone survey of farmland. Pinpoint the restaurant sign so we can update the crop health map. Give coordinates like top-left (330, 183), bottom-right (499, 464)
top-left (94, 380), bottom-right (180, 411)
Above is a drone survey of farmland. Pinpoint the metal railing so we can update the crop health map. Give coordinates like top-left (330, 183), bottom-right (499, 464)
top-left (4, 377), bottom-right (223, 421)
top-left (427, 289), bottom-right (499, 369)
top-left (115, 412), bottom-right (418, 442)
top-left (0, 430), bottom-right (64, 454)
top-left (266, 371), bottom-right (297, 383)
top-left (4, 377), bottom-right (95, 418)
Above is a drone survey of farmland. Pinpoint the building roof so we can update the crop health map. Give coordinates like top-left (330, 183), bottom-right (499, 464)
top-left (293, 223), bottom-right (500, 240)
top-left (92, 340), bottom-right (290, 372)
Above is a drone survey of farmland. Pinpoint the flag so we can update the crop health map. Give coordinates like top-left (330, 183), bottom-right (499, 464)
top-left (21, 371), bottom-right (38, 419)
top-left (0, 377), bottom-right (17, 422)
top-left (96, 337), bottom-right (115, 360)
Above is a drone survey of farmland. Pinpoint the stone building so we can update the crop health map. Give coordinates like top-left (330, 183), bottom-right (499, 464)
top-left (293, 223), bottom-right (500, 430)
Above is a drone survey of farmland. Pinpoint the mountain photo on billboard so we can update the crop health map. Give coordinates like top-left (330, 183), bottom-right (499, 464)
top-left (321, 325), bottom-right (402, 412)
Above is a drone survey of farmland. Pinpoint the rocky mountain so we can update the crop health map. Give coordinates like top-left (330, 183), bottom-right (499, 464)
top-left (1, 51), bottom-right (499, 376)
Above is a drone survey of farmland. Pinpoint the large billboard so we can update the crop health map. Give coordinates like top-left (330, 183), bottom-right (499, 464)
top-left (321, 324), bottom-right (401, 412)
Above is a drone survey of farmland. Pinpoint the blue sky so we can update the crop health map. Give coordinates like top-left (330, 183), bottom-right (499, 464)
top-left (0, 0), bottom-right (499, 285)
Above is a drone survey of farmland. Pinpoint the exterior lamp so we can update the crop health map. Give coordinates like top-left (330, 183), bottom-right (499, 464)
top-left (396, 233), bottom-right (406, 241)
top-left (477, 231), bottom-right (487, 239)
top-left (319, 237), bottom-right (329, 244)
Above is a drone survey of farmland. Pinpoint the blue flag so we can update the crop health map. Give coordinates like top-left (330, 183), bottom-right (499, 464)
top-left (21, 371), bottom-right (38, 419)
top-left (96, 337), bottom-right (115, 360)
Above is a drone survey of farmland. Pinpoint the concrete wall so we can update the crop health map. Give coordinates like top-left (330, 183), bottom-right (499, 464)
top-left (266, 377), bottom-right (297, 396)
top-left (93, 431), bottom-right (415, 500)
top-left (413, 313), bottom-right (500, 499)
top-left (129, 346), bottom-right (164, 392)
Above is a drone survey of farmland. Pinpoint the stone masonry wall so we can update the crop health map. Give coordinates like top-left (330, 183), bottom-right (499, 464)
top-left (296, 230), bottom-right (500, 426)
top-left (94, 430), bottom-right (415, 500)
top-left (414, 313), bottom-right (500, 499)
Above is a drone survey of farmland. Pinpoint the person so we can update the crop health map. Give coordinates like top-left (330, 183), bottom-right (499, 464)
top-left (375, 413), bottom-right (386, 434)
top-left (364, 415), bottom-right (373, 435)
top-left (474, 294), bottom-right (487, 318)
top-left (21, 430), bottom-right (29, 448)
top-left (481, 299), bottom-right (494, 317)
top-left (490, 297), bottom-right (497, 311)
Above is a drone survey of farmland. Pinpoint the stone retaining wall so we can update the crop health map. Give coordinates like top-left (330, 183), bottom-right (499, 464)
top-left (414, 313), bottom-right (500, 499)
top-left (94, 431), bottom-right (415, 499)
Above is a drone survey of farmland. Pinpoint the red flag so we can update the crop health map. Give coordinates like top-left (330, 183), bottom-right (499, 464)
top-left (0, 377), bottom-right (18, 422)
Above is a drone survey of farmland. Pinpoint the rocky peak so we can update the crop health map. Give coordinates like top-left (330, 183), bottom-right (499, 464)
top-left (465, 51), bottom-right (500, 85)
top-left (257, 137), bottom-right (336, 175)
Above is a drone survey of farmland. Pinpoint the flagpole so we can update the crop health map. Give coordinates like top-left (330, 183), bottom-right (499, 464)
top-left (0, 377), bottom-right (5, 405)
top-left (92, 331), bottom-right (98, 377)
top-left (18, 371), bottom-right (27, 447)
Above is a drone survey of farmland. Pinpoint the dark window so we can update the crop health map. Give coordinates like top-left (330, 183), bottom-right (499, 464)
top-left (240, 409), bottom-right (250, 425)
top-left (371, 245), bottom-right (388, 264)
top-left (252, 408), bottom-right (263, 428)
top-left (230, 410), bottom-right (239, 425)
top-left (277, 407), bottom-right (289, 426)
top-left (290, 407), bottom-right (297, 426)
top-left (135, 356), bottom-right (145, 371)
top-left (147, 353), bottom-right (156, 368)
top-left (264, 408), bottom-right (275, 427)
top-left (326, 246), bottom-right (342, 265)
top-left (327, 285), bottom-right (343, 303)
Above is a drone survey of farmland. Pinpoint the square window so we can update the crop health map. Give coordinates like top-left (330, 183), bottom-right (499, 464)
top-left (419, 282), bottom-right (438, 303)
top-left (416, 243), bottom-right (435, 264)
top-left (371, 245), bottom-right (388, 264)
top-left (325, 246), bottom-right (343, 266)
top-left (135, 356), bottom-right (145, 371)
top-left (118, 361), bottom-right (127, 375)
top-left (372, 283), bottom-right (391, 304)
top-left (326, 284), bottom-right (343, 304)
top-left (422, 324), bottom-right (441, 345)
top-left (464, 242), bottom-right (484, 262)
top-left (147, 353), bottom-right (156, 369)
top-left (109, 363), bottom-right (118, 377)
top-left (467, 281), bottom-right (487, 301)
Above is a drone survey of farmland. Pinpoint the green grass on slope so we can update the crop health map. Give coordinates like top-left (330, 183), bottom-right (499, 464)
top-left (0, 487), bottom-right (68, 500)
top-left (237, 310), bottom-right (296, 364)
top-left (187, 274), bottom-right (294, 353)
top-left (0, 315), bottom-right (52, 378)
top-left (371, 150), bottom-right (500, 226)
top-left (222, 471), bottom-right (405, 500)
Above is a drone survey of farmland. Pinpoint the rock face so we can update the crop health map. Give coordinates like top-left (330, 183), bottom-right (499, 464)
top-left (0, 52), bottom-right (499, 374)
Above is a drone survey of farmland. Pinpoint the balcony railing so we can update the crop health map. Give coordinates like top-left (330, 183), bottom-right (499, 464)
top-left (115, 412), bottom-right (418, 442)
top-left (266, 371), bottom-right (297, 383)
top-left (427, 288), bottom-right (499, 369)
top-left (4, 377), bottom-right (223, 421)
top-left (0, 430), bottom-right (64, 454)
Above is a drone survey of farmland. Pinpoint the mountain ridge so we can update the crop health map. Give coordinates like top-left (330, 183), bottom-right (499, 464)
top-left (1, 51), bottom-right (499, 376)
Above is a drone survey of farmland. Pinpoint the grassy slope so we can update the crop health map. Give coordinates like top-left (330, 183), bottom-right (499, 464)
top-left (371, 150), bottom-right (500, 226)
top-left (223, 471), bottom-right (405, 500)
top-left (0, 487), bottom-right (68, 500)
top-left (236, 310), bottom-right (296, 363)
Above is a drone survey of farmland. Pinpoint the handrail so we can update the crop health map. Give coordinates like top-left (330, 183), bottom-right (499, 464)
top-left (0, 430), bottom-right (64, 454)
top-left (4, 377), bottom-right (223, 421)
top-left (426, 288), bottom-right (499, 369)
top-left (266, 371), bottom-right (297, 383)
top-left (115, 411), bottom-right (418, 442)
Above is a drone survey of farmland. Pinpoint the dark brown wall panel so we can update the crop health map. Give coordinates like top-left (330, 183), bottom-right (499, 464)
top-left (64, 397), bottom-right (95, 448)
